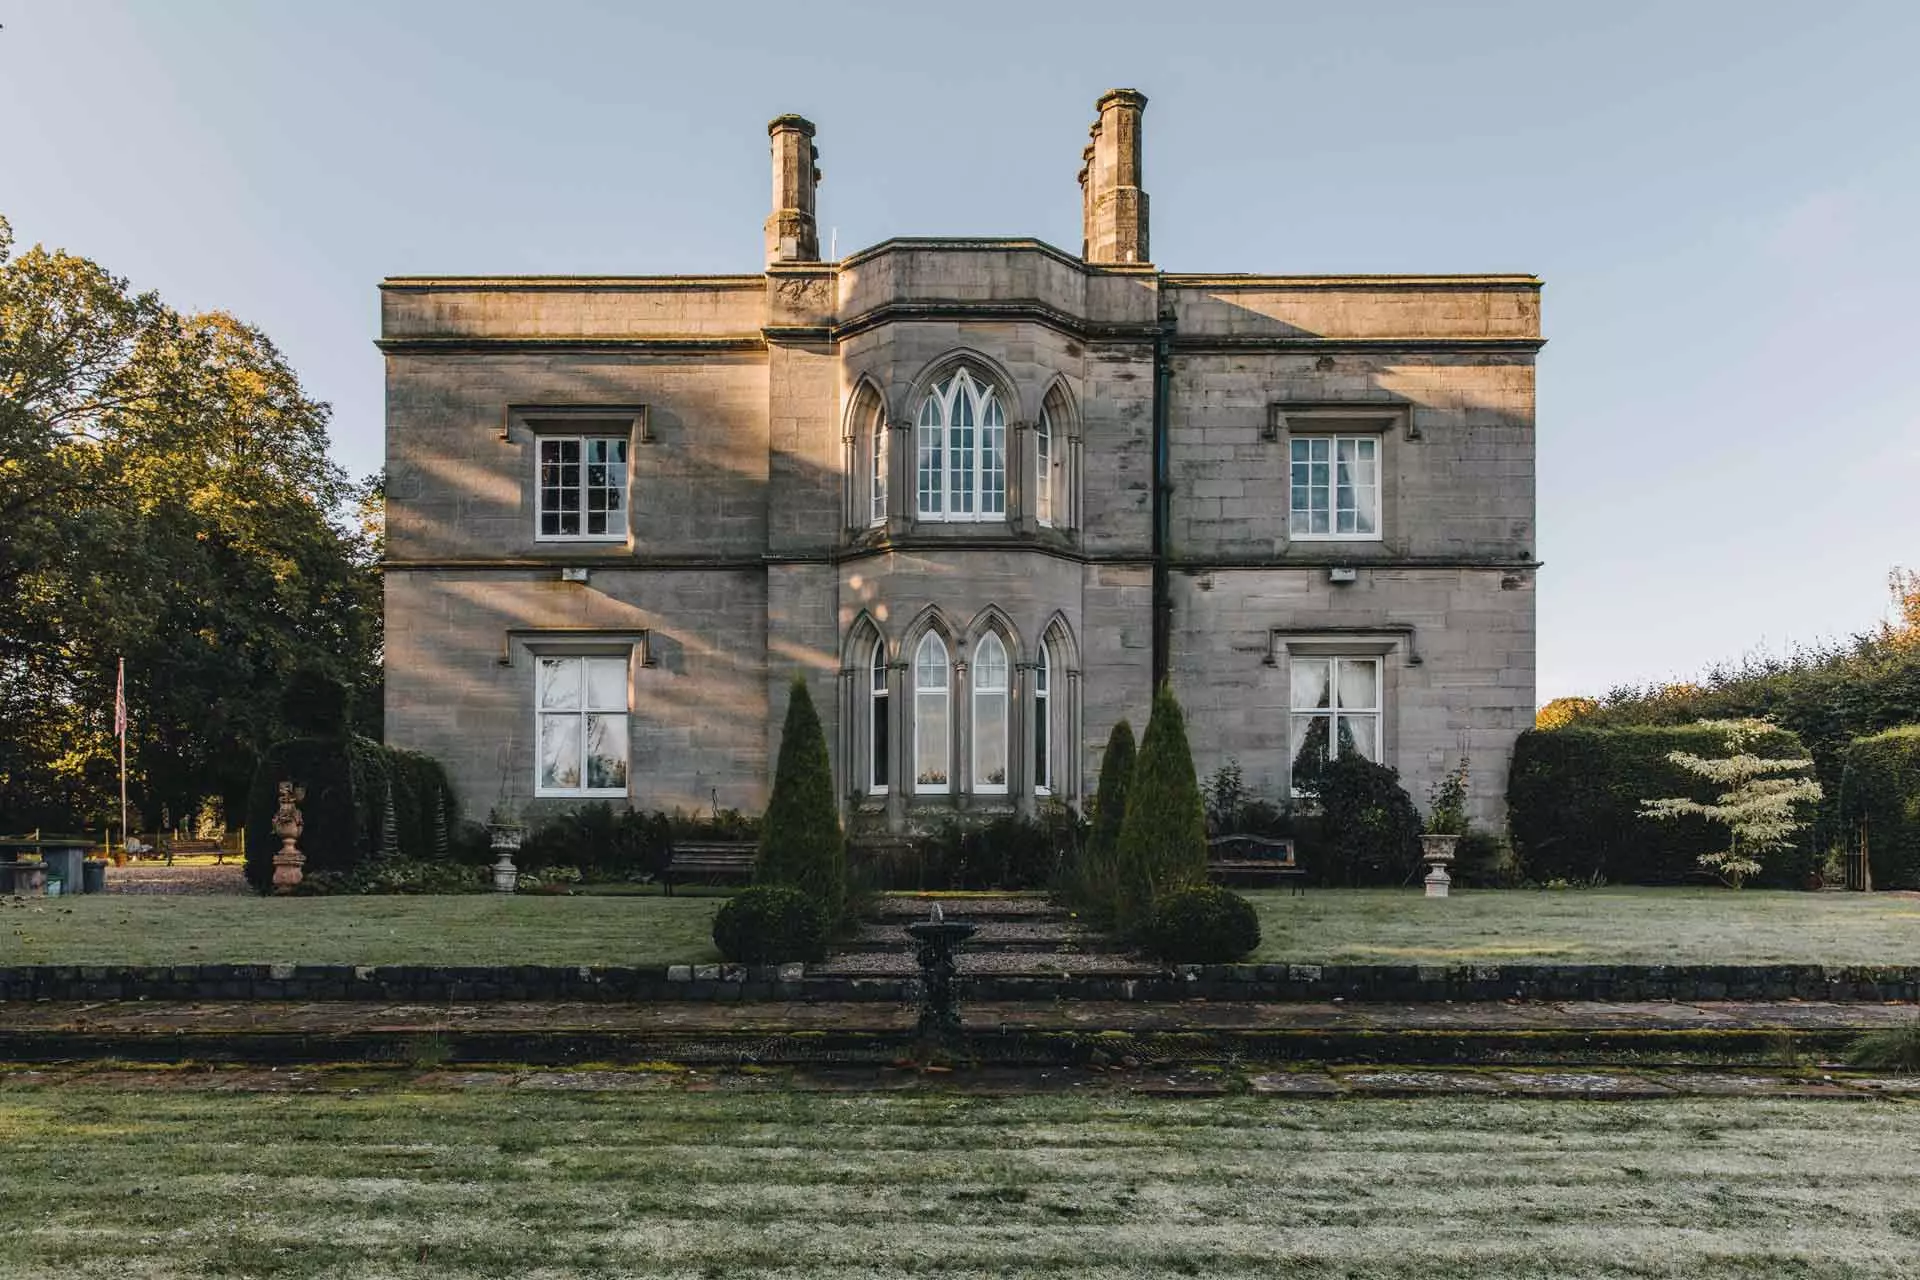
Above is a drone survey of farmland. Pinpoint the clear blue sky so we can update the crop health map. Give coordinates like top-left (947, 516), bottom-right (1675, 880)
top-left (4, 0), bottom-right (1917, 702)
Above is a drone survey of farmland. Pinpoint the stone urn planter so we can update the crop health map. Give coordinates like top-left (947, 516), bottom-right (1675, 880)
top-left (270, 781), bottom-right (307, 895)
top-left (1419, 833), bottom-right (1459, 899)
top-left (488, 822), bottom-right (524, 893)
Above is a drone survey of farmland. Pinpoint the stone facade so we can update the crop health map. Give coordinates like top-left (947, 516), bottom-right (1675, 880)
top-left (382, 90), bottom-right (1542, 833)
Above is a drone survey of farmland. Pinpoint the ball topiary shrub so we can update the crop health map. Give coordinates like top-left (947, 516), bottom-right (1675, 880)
top-left (1141, 886), bottom-right (1261, 964)
top-left (711, 885), bottom-right (830, 965)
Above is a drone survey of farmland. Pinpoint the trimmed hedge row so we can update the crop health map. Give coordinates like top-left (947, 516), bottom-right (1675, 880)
top-left (244, 736), bottom-right (456, 892)
top-left (1837, 726), bottom-right (1920, 890)
top-left (1508, 724), bottom-right (1817, 886)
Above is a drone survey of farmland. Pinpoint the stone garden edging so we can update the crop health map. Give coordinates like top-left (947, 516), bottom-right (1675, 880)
top-left (3, 962), bottom-right (1919, 1004)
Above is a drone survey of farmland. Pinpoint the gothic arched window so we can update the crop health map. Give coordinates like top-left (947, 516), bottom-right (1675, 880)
top-left (1035, 407), bottom-right (1055, 528)
top-left (1033, 641), bottom-right (1052, 793)
top-left (914, 633), bottom-right (951, 792)
top-left (972, 633), bottom-right (1010, 793)
top-left (916, 368), bottom-right (1006, 522)
top-left (869, 410), bottom-right (888, 526)
top-left (868, 640), bottom-right (889, 793)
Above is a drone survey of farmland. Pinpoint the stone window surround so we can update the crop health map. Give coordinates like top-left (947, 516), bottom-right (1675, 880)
top-left (1265, 628), bottom-right (1411, 798)
top-left (500, 629), bottom-right (654, 803)
top-left (844, 618), bottom-right (1080, 815)
top-left (1267, 402), bottom-right (1410, 548)
top-left (508, 405), bottom-right (651, 546)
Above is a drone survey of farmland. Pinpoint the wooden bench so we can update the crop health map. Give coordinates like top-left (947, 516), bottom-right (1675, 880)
top-left (659, 840), bottom-right (756, 895)
top-left (1207, 834), bottom-right (1305, 895)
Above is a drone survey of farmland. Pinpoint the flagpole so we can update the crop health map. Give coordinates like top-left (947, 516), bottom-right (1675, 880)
top-left (117, 657), bottom-right (128, 857)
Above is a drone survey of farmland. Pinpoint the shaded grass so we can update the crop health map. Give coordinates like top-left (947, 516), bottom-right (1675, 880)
top-left (1248, 887), bottom-right (1920, 966)
top-left (0, 1087), bottom-right (1917, 1277)
top-left (0, 894), bottom-right (721, 966)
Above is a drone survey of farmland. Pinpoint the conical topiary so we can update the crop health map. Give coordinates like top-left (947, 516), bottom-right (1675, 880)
top-left (1075, 718), bottom-right (1135, 921)
top-left (757, 675), bottom-right (847, 917)
top-left (1112, 682), bottom-right (1208, 931)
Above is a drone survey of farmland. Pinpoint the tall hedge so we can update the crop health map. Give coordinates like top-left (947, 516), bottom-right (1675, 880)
top-left (1112, 684), bottom-right (1207, 930)
top-left (244, 736), bottom-right (457, 892)
top-left (1071, 719), bottom-right (1135, 919)
top-left (756, 676), bottom-right (847, 916)
top-left (1837, 727), bottom-right (1920, 890)
top-left (1508, 723), bottom-right (1816, 885)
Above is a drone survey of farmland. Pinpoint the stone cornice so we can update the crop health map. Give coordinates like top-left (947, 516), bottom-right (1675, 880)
top-left (383, 553), bottom-right (1541, 572)
top-left (1164, 272), bottom-right (1542, 290)
top-left (1168, 335), bottom-right (1547, 354)
top-left (379, 275), bottom-right (764, 291)
top-left (375, 336), bottom-right (768, 355)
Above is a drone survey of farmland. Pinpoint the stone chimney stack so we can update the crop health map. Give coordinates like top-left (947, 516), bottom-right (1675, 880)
top-left (765, 114), bottom-right (821, 265)
top-left (1079, 89), bottom-right (1149, 264)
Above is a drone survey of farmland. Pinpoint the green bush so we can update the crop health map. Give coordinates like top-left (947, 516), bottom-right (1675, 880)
top-left (1453, 829), bottom-right (1522, 888)
top-left (1300, 753), bottom-right (1422, 887)
top-left (1837, 726), bottom-right (1920, 890)
top-left (756, 676), bottom-right (847, 917)
top-left (1070, 719), bottom-right (1136, 921)
top-left (1509, 724), bottom-right (1817, 885)
top-left (303, 858), bottom-right (485, 896)
top-left (243, 736), bottom-right (457, 893)
top-left (1112, 685), bottom-right (1208, 930)
top-left (711, 885), bottom-right (830, 964)
top-left (1141, 886), bottom-right (1261, 964)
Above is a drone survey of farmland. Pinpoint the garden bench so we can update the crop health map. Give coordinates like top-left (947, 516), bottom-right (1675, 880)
top-left (1207, 834), bottom-right (1305, 895)
top-left (660, 840), bottom-right (756, 894)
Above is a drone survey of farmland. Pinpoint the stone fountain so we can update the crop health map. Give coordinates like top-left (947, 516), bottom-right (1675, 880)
top-left (905, 903), bottom-right (978, 1044)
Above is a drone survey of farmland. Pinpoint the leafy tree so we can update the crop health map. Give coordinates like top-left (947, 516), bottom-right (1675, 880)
top-left (0, 214), bottom-right (381, 833)
top-left (1536, 696), bottom-right (1600, 730)
top-left (1071, 718), bottom-right (1134, 921)
top-left (756, 676), bottom-right (847, 916)
top-left (1112, 684), bottom-right (1207, 930)
top-left (1639, 718), bottom-right (1822, 887)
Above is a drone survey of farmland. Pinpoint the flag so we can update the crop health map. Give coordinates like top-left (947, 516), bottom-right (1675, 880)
top-left (114, 658), bottom-right (126, 739)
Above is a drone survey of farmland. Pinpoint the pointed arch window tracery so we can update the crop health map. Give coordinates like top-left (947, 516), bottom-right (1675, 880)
top-left (916, 368), bottom-right (1006, 522)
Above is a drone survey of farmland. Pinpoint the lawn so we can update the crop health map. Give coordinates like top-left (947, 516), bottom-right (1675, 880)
top-left (0, 893), bottom-right (722, 966)
top-left (1248, 887), bottom-right (1920, 966)
top-left (0, 1086), bottom-right (1916, 1277)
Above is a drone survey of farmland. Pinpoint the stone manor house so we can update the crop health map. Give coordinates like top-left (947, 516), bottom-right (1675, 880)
top-left (381, 90), bottom-right (1542, 835)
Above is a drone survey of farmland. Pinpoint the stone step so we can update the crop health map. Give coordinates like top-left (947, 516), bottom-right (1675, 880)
top-left (845, 921), bottom-right (1105, 954)
top-left (868, 894), bottom-right (1069, 924)
top-left (811, 951), bottom-right (1156, 978)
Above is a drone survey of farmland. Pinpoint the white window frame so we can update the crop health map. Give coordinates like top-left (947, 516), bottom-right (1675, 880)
top-left (536, 435), bottom-right (630, 542)
top-left (972, 633), bottom-right (1011, 795)
top-left (1035, 407), bottom-right (1055, 528)
top-left (913, 633), bottom-right (951, 793)
top-left (1033, 643), bottom-right (1052, 794)
top-left (533, 651), bottom-right (632, 799)
top-left (916, 368), bottom-right (1007, 523)
top-left (868, 641), bottom-right (890, 795)
top-left (1288, 655), bottom-right (1382, 795)
top-left (1288, 435), bottom-right (1379, 541)
top-left (869, 413), bottom-right (889, 527)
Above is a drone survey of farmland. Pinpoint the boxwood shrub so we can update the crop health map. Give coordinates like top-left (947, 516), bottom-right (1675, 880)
top-left (1508, 723), bottom-right (1816, 886)
top-left (1837, 726), bottom-right (1920, 889)
top-left (1141, 886), bottom-right (1261, 964)
top-left (712, 885), bottom-right (830, 964)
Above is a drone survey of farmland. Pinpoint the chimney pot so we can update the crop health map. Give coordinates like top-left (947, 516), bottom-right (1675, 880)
top-left (765, 114), bottom-right (821, 265)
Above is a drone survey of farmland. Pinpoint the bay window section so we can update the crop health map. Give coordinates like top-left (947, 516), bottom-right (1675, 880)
top-left (536, 653), bottom-right (630, 797)
top-left (1289, 656), bottom-right (1381, 794)
top-left (914, 634), bottom-right (951, 792)
top-left (972, 634), bottom-right (1010, 793)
